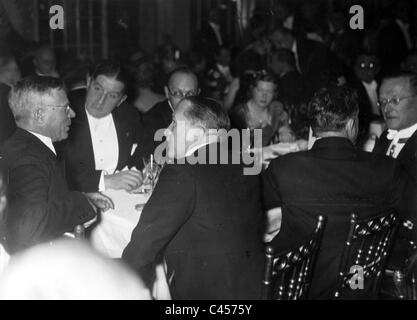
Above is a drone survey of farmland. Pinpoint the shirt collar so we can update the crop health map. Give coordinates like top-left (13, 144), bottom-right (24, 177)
top-left (85, 109), bottom-right (113, 127)
top-left (396, 19), bottom-right (409, 29)
top-left (185, 135), bottom-right (219, 157)
top-left (291, 40), bottom-right (297, 55)
top-left (362, 80), bottom-right (377, 89)
top-left (387, 122), bottom-right (417, 140)
top-left (28, 130), bottom-right (56, 155)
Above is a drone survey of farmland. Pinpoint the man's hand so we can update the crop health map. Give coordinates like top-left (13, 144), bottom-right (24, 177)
top-left (104, 170), bottom-right (143, 192)
top-left (85, 192), bottom-right (115, 212)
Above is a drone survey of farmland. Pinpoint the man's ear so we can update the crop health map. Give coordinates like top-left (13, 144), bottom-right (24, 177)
top-left (117, 94), bottom-right (127, 108)
top-left (164, 86), bottom-right (170, 100)
top-left (0, 195), bottom-right (6, 218)
top-left (34, 108), bottom-right (44, 124)
top-left (186, 126), bottom-right (205, 141)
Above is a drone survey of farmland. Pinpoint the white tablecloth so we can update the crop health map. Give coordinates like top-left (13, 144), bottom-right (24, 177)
top-left (90, 189), bottom-right (171, 300)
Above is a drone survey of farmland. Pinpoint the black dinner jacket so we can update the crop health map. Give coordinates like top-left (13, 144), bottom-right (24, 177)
top-left (373, 129), bottom-right (417, 182)
top-left (0, 83), bottom-right (16, 148)
top-left (123, 142), bottom-right (265, 300)
top-left (56, 89), bottom-right (141, 192)
top-left (373, 129), bottom-right (417, 226)
top-left (1, 128), bottom-right (95, 254)
top-left (263, 137), bottom-right (406, 299)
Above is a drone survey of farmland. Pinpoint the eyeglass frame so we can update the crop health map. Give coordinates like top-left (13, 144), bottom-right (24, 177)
top-left (42, 103), bottom-right (72, 115)
top-left (377, 95), bottom-right (417, 109)
top-left (167, 87), bottom-right (200, 99)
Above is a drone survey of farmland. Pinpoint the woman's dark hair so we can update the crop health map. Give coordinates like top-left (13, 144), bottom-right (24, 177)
top-left (248, 70), bottom-right (278, 100)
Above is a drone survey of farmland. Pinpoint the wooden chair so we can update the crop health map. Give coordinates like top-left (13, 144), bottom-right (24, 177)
top-left (333, 211), bottom-right (398, 299)
top-left (262, 215), bottom-right (326, 300)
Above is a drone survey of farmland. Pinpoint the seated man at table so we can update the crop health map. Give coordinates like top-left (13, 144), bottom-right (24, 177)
top-left (56, 60), bottom-right (142, 193)
top-left (262, 85), bottom-right (406, 299)
top-left (123, 97), bottom-right (264, 300)
top-left (1, 76), bottom-right (113, 254)
top-left (135, 67), bottom-right (200, 162)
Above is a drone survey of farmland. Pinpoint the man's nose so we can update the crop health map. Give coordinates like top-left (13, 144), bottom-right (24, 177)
top-left (98, 92), bottom-right (107, 104)
top-left (68, 107), bottom-right (76, 118)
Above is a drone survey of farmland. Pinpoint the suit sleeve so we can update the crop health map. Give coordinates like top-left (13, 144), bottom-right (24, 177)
top-left (261, 160), bottom-right (283, 211)
top-left (6, 159), bottom-right (96, 253)
top-left (57, 139), bottom-right (102, 192)
top-left (122, 164), bottom-right (195, 287)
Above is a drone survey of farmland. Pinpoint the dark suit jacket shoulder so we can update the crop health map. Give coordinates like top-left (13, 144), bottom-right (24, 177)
top-left (2, 128), bottom-right (95, 253)
top-left (123, 143), bottom-right (264, 299)
top-left (263, 137), bottom-right (406, 298)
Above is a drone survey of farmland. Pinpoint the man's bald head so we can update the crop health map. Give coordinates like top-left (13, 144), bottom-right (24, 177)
top-left (165, 68), bottom-right (200, 109)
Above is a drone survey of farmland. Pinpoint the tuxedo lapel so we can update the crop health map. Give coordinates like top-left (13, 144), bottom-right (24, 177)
top-left (76, 108), bottom-right (96, 168)
top-left (373, 130), bottom-right (391, 155)
top-left (113, 111), bottom-right (130, 170)
top-left (397, 129), bottom-right (417, 164)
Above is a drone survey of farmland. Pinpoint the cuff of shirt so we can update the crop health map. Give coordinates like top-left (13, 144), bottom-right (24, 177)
top-left (99, 171), bottom-right (106, 192)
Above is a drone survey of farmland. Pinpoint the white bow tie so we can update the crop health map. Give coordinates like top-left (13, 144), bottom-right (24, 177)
top-left (386, 130), bottom-right (398, 140)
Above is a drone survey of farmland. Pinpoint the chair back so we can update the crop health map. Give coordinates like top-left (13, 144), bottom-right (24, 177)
top-left (262, 215), bottom-right (326, 300)
top-left (333, 211), bottom-right (398, 299)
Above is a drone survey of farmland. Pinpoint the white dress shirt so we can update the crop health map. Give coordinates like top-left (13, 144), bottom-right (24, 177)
top-left (185, 135), bottom-right (219, 157)
top-left (216, 63), bottom-right (233, 83)
top-left (386, 122), bottom-right (417, 158)
top-left (28, 131), bottom-right (56, 155)
top-left (291, 41), bottom-right (301, 74)
top-left (209, 22), bottom-right (223, 46)
top-left (395, 19), bottom-right (413, 50)
top-left (362, 80), bottom-right (379, 116)
top-left (86, 111), bottom-right (119, 191)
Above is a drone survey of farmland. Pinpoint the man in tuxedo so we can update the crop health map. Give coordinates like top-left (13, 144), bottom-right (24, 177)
top-left (263, 86), bottom-right (406, 299)
top-left (56, 60), bottom-right (142, 193)
top-left (123, 97), bottom-right (264, 299)
top-left (373, 72), bottom-right (417, 248)
top-left (136, 68), bottom-right (200, 162)
top-left (0, 54), bottom-right (21, 147)
top-left (1, 76), bottom-right (112, 254)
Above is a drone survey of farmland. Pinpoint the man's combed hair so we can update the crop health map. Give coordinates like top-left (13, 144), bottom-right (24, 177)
top-left (91, 60), bottom-right (129, 90)
top-left (309, 85), bottom-right (359, 134)
top-left (8, 76), bottom-right (65, 122)
top-left (182, 96), bottom-right (230, 131)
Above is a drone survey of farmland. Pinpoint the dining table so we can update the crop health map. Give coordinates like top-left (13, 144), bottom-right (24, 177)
top-left (89, 187), bottom-right (172, 300)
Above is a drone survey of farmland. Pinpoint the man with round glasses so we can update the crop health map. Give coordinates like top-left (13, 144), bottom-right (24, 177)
top-left (1, 76), bottom-right (112, 253)
top-left (373, 72), bottom-right (417, 272)
top-left (136, 67), bottom-right (200, 161)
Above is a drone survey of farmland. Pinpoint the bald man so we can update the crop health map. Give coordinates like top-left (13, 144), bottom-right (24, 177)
top-left (134, 67), bottom-right (200, 161)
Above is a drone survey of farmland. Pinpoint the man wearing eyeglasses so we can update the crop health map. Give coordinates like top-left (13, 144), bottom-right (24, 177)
top-left (373, 72), bottom-right (417, 274)
top-left (136, 67), bottom-right (200, 162)
top-left (1, 76), bottom-right (113, 254)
